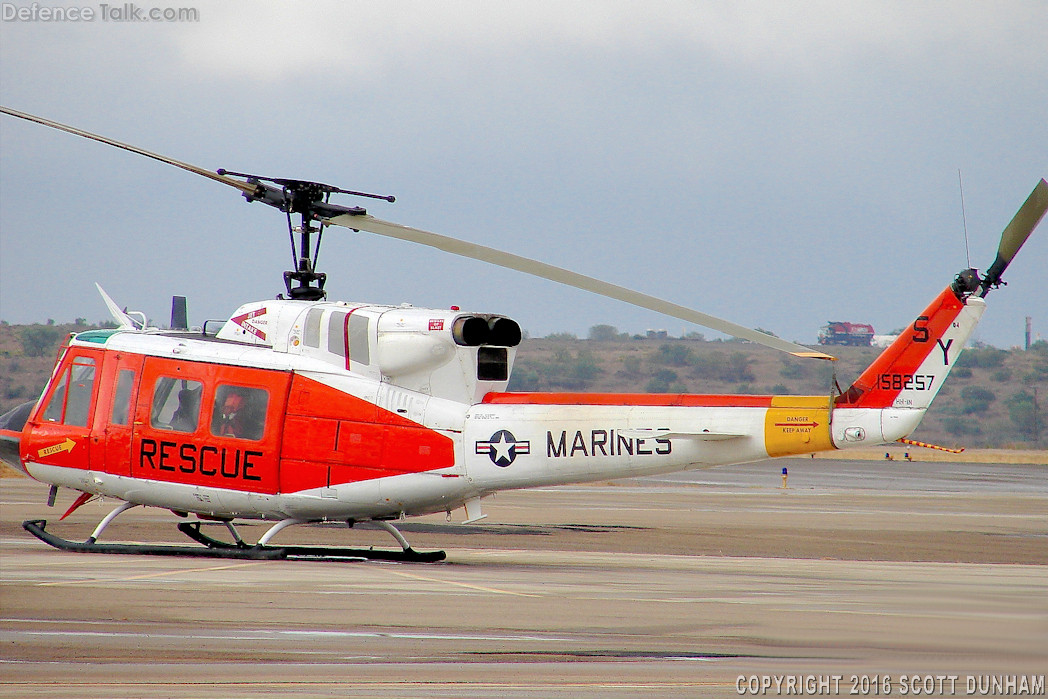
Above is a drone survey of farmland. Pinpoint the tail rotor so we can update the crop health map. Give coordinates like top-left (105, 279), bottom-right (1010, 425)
top-left (956, 179), bottom-right (1048, 298)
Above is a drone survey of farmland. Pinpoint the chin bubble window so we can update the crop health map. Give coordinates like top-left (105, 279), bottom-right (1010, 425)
top-left (211, 385), bottom-right (268, 441)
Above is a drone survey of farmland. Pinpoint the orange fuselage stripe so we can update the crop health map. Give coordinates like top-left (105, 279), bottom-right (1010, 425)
top-left (483, 393), bottom-right (777, 408)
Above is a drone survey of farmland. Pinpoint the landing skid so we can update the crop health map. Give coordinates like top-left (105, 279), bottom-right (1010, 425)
top-left (22, 518), bottom-right (446, 563)
top-left (177, 521), bottom-right (446, 562)
top-left (23, 519), bottom-right (283, 559)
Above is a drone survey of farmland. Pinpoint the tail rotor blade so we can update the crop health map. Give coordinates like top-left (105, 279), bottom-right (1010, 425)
top-left (979, 178), bottom-right (1048, 296)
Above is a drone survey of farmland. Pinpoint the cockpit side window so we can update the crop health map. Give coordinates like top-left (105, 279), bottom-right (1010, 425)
top-left (42, 356), bottom-right (97, 427)
top-left (42, 368), bottom-right (70, 424)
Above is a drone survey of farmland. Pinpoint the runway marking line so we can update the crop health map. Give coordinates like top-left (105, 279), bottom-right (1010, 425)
top-left (37, 561), bottom-right (268, 587)
top-left (375, 567), bottom-right (541, 597)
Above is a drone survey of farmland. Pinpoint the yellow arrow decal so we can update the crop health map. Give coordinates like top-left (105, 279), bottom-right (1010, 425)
top-left (38, 438), bottom-right (76, 458)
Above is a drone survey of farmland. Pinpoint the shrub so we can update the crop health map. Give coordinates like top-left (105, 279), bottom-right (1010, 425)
top-left (692, 352), bottom-right (728, 380)
top-left (651, 343), bottom-right (693, 367)
top-left (1028, 360), bottom-right (1048, 382)
top-left (588, 324), bottom-right (620, 342)
top-left (1005, 391), bottom-right (1039, 438)
top-left (691, 351), bottom-right (755, 383)
top-left (20, 326), bottom-right (62, 357)
top-left (545, 348), bottom-right (603, 389)
top-left (779, 359), bottom-right (809, 380)
top-left (990, 368), bottom-right (1012, 383)
top-left (622, 356), bottom-right (642, 377)
top-left (943, 417), bottom-right (982, 436)
top-left (724, 352), bottom-right (756, 383)
top-left (646, 369), bottom-right (686, 393)
top-left (955, 347), bottom-right (1007, 369)
top-left (960, 386), bottom-right (996, 414)
top-left (507, 367), bottom-right (540, 391)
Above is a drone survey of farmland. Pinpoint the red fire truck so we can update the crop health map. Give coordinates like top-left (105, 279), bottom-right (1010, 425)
top-left (818, 321), bottom-right (875, 346)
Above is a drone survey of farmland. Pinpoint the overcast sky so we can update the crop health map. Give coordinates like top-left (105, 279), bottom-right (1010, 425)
top-left (1, 1), bottom-right (1046, 349)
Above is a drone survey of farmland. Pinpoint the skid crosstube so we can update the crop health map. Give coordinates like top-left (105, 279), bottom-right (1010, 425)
top-left (177, 521), bottom-right (446, 562)
top-left (22, 519), bottom-right (446, 563)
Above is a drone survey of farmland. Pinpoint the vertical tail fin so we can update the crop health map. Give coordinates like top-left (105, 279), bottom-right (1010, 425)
top-left (836, 287), bottom-right (985, 410)
top-left (832, 180), bottom-right (1043, 445)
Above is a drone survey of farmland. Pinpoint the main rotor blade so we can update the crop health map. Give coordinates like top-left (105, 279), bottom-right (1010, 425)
top-left (326, 213), bottom-right (835, 360)
top-left (1, 105), bottom-right (836, 359)
top-left (978, 178), bottom-right (1048, 296)
top-left (0, 106), bottom-right (258, 196)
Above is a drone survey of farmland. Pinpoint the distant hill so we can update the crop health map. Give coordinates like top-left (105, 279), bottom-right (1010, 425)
top-left (2, 322), bottom-right (1045, 449)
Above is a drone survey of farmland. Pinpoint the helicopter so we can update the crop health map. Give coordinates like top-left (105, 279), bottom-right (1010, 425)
top-left (1, 106), bottom-right (1045, 563)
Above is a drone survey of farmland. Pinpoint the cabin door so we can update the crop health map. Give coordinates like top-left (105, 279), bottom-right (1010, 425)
top-left (94, 352), bottom-right (145, 477)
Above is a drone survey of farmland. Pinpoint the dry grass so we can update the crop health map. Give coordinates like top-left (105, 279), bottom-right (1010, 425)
top-left (813, 446), bottom-right (1048, 464)
top-left (0, 462), bottom-right (27, 478)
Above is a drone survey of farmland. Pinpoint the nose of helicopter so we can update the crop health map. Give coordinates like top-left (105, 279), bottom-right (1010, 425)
top-left (0, 400), bottom-right (34, 476)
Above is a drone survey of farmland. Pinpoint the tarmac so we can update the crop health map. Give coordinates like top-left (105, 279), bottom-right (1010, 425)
top-left (1, 457), bottom-right (1046, 698)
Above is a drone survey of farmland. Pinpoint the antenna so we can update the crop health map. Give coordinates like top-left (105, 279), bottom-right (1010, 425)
top-left (958, 169), bottom-right (971, 268)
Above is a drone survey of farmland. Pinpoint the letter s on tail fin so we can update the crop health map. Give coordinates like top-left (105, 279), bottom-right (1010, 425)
top-left (835, 286), bottom-right (986, 410)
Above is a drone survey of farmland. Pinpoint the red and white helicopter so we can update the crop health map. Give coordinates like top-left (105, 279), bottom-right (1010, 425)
top-left (1, 106), bottom-right (1045, 562)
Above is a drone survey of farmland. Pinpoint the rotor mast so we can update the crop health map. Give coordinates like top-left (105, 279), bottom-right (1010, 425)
top-left (284, 182), bottom-right (328, 301)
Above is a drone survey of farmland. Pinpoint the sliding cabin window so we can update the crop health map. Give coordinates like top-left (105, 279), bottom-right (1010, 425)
top-left (328, 311), bottom-right (347, 356)
top-left (150, 377), bottom-right (203, 433)
top-left (210, 385), bottom-right (268, 441)
top-left (325, 311), bottom-right (370, 367)
top-left (349, 314), bottom-right (370, 366)
top-left (303, 308), bottom-right (323, 348)
top-left (42, 356), bottom-right (96, 427)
